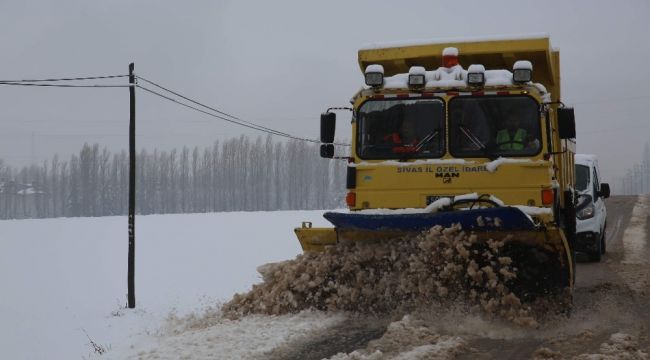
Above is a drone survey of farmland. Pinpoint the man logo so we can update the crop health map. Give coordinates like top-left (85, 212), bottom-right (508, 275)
top-left (443, 177), bottom-right (451, 184)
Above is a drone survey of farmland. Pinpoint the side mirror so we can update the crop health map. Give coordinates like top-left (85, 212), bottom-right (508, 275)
top-left (599, 183), bottom-right (610, 199)
top-left (320, 144), bottom-right (334, 158)
top-left (321, 112), bottom-right (336, 143)
top-left (558, 107), bottom-right (576, 139)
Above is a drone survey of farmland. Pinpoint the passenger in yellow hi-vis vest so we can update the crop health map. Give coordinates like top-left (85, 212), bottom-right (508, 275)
top-left (496, 110), bottom-right (537, 151)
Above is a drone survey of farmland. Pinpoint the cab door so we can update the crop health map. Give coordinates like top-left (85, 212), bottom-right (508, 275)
top-left (592, 163), bottom-right (607, 233)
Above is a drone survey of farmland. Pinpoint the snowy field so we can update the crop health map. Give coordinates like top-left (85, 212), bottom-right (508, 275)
top-left (0, 210), bottom-right (332, 359)
top-left (2, 200), bottom-right (649, 359)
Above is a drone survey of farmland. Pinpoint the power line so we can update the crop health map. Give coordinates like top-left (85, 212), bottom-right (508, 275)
top-left (0, 74), bottom-right (129, 83)
top-left (0, 82), bottom-right (131, 88)
top-left (137, 75), bottom-right (348, 145)
top-left (136, 83), bottom-right (350, 146)
top-left (136, 84), bottom-right (314, 142)
top-left (135, 76), bottom-right (264, 131)
top-left (0, 71), bottom-right (349, 146)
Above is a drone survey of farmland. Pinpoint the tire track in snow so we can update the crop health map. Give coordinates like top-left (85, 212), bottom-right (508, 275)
top-left (606, 215), bottom-right (622, 249)
top-left (265, 316), bottom-right (390, 360)
top-left (622, 195), bottom-right (650, 266)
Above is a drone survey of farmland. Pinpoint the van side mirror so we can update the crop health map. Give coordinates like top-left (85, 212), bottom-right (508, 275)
top-left (599, 183), bottom-right (610, 199)
top-left (558, 107), bottom-right (576, 139)
top-left (320, 144), bottom-right (334, 158)
top-left (321, 112), bottom-right (336, 143)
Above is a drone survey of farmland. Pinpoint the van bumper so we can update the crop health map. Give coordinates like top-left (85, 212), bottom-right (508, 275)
top-left (575, 231), bottom-right (600, 253)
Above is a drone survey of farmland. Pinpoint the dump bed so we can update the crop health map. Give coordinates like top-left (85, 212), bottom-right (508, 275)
top-left (358, 34), bottom-right (560, 101)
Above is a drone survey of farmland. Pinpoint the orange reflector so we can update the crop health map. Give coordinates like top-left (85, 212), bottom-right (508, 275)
top-left (346, 192), bottom-right (356, 207)
top-left (541, 189), bottom-right (554, 205)
top-left (442, 55), bottom-right (459, 68)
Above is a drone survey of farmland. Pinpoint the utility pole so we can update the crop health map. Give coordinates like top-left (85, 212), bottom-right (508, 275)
top-left (128, 63), bottom-right (136, 308)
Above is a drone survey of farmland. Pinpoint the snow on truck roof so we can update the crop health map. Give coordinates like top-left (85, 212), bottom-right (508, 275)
top-left (380, 67), bottom-right (529, 90)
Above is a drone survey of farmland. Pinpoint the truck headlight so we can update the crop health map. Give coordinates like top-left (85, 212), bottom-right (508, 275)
top-left (576, 203), bottom-right (595, 220)
top-left (365, 64), bottom-right (384, 87)
top-left (365, 72), bottom-right (383, 87)
top-left (408, 66), bottom-right (426, 88)
top-left (467, 64), bottom-right (486, 86)
top-left (513, 60), bottom-right (533, 84)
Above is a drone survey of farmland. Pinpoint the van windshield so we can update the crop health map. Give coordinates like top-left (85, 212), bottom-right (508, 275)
top-left (575, 164), bottom-right (590, 191)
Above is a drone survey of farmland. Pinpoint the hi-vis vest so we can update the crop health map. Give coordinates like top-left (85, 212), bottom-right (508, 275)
top-left (496, 128), bottom-right (527, 150)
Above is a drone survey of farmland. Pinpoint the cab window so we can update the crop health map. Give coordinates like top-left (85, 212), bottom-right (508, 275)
top-left (449, 96), bottom-right (541, 158)
top-left (575, 164), bottom-right (590, 191)
top-left (357, 99), bottom-right (445, 159)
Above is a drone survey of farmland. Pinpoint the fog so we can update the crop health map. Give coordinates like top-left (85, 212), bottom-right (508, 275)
top-left (1, 0), bottom-right (648, 183)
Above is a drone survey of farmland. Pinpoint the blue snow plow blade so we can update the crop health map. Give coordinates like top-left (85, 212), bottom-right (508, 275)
top-left (323, 207), bottom-right (536, 232)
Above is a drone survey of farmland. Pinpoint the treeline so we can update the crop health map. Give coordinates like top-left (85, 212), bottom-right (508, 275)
top-left (618, 142), bottom-right (650, 195)
top-left (0, 135), bottom-right (347, 219)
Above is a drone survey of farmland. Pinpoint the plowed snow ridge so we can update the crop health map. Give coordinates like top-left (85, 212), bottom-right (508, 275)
top-left (224, 224), bottom-right (566, 326)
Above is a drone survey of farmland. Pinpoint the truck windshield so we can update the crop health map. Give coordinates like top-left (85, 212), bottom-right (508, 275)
top-left (575, 164), bottom-right (590, 191)
top-left (357, 99), bottom-right (445, 159)
top-left (449, 96), bottom-right (541, 158)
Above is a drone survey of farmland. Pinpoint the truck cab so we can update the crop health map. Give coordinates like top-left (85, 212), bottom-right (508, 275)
top-left (325, 36), bottom-right (576, 230)
top-left (575, 154), bottom-right (610, 261)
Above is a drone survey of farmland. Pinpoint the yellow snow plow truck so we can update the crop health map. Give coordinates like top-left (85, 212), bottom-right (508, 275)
top-left (296, 35), bottom-right (577, 298)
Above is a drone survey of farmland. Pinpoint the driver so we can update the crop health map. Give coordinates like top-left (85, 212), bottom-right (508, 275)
top-left (496, 109), bottom-right (538, 151)
top-left (384, 119), bottom-right (419, 145)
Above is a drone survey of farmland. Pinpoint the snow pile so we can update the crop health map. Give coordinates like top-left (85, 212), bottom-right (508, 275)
top-left (513, 205), bottom-right (553, 216)
top-left (355, 197), bottom-right (451, 215)
top-left (326, 315), bottom-right (466, 360)
top-left (350, 158), bottom-right (471, 168)
top-left (115, 310), bottom-right (345, 360)
top-left (365, 64), bottom-right (384, 74)
top-left (574, 333), bottom-right (650, 360)
top-left (531, 333), bottom-right (650, 360)
top-left (222, 224), bottom-right (549, 326)
top-left (485, 157), bottom-right (542, 172)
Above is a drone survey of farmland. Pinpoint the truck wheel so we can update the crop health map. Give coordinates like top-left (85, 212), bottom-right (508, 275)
top-left (601, 227), bottom-right (607, 254)
top-left (562, 190), bottom-right (577, 285)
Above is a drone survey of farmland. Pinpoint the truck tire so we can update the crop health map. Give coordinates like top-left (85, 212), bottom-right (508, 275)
top-left (563, 190), bottom-right (577, 244)
top-left (562, 190), bottom-right (577, 285)
top-left (601, 226), bottom-right (607, 254)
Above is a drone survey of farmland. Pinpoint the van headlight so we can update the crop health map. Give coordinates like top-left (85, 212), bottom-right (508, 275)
top-left (576, 203), bottom-right (595, 219)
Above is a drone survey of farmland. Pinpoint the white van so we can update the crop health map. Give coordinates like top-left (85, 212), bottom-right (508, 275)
top-left (574, 154), bottom-right (610, 262)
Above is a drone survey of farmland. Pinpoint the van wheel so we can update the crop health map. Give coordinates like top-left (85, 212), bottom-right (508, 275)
top-left (590, 234), bottom-right (602, 262)
top-left (601, 227), bottom-right (607, 254)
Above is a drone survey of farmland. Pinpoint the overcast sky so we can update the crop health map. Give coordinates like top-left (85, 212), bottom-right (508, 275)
top-left (1, 0), bottom-right (648, 184)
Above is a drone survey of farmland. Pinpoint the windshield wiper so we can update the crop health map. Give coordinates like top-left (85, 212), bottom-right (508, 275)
top-left (458, 124), bottom-right (496, 159)
top-left (392, 129), bottom-right (440, 159)
top-left (415, 129), bottom-right (440, 152)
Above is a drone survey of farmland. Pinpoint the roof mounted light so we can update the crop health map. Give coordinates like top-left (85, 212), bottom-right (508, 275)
top-left (513, 60), bottom-right (533, 84)
top-left (364, 64), bottom-right (384, 87)
top-left (408, 66), bottom-right (426, 88)
top-left (442, 47), bottom-right (459, 68)
top-left (467, 64), bottom-right (485, 86)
